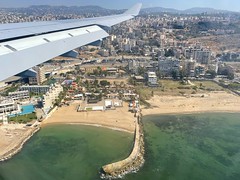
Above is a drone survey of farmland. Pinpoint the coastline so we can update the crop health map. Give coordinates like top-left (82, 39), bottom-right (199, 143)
top-left (41, 102), bottom-right (136, 133)
top-left (0, 102), bottom-right (136, 163)
top-left (0, 126), bottom-right (40, 162)
top-left (142, 91), bottom-right (240, 116)
top-left (42, 122), bottom-right (134, 134)
top-left (142, 109), bottom-right (240, 116)
top-left (1, 90), bottom-right (239, 165)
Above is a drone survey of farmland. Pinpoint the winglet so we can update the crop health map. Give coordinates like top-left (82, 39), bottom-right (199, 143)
top-left (124, 3), bottom-right (142, 16)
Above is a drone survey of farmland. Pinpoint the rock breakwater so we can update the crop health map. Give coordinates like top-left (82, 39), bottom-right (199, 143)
top-left (101, 114), bottom-right (145, 179)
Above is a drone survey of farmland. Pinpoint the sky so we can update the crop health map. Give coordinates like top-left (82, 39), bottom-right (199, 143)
top-left (0, 0), bottom-right (239, 12)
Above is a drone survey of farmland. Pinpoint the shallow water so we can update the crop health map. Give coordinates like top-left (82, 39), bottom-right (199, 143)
top-left (0, 113), bottom-right (240, 180)
top-left (0, 125), bottom-right (133, 180)
top-left (126, 113), bottom-right (240, 180)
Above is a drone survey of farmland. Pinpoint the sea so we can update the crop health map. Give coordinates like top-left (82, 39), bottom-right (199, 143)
top-left (0, 113), bottom-right (240, 180)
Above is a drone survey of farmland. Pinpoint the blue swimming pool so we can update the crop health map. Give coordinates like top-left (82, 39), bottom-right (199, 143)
top-left (9, 104), bottom-right (35, 117)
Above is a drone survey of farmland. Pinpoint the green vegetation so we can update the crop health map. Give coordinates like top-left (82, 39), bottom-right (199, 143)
top-left (192, 81), bottom-right (224, 91)
top-left (135, 80), bottom-right (225, 106)
top-left (30, 92), bottom-right (43, 98)
top-left (42, 78), bottom-right (56, 85)
top-left (228, 83), bottom-right (240, 90)
top-left (206, 69), bottom-right (217, 79)
top-left (165, 48), bottom-right (175, 57)
top-left (55, 88), bottom-right (67, 106)
top-left (135, 86), bottom-right (152, 107)
top-left (218, 67), bottom-right (235, 80)
top-left (99, 80), bottom-right (110, 87)
top-left (9, 112), bottom-right (37, 124)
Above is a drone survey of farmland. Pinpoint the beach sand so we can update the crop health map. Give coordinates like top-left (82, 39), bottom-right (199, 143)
top-left (142, 91), bottom-right (240, 115)
top-left (0, 124), bottom-right (38, 160)
top-left (42, 102), bottom-right (136, 133)
top-left (1, 91), bottom-right (239, 162)
top-left (0, 102), bottom-right (136, 161)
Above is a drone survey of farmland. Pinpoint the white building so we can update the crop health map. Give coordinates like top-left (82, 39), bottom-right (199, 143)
top-left (147, 72), bottom-right (158, 87)
top-left (42, 83), bottom-right (63, 113)
top-left (0, 98), bottom-right (21, 116)
top-left (8, 90), bottom-right (30, 101)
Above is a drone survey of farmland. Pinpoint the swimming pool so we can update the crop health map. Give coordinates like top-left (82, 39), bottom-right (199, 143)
top-left (9, 104), bottom-right (35, 117)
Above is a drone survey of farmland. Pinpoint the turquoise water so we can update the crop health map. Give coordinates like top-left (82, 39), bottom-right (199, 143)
top-left (0, 113), bottom-right (240, 180)
top-left (126, 113), bottom-right (240, 180)
top-left (9, 104), bottom-right (35, 117)
top-left (0, 125), bottom-right (133, 180)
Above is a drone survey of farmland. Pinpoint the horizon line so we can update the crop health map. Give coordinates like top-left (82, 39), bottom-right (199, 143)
top-left (0, 4), bottom-right (238, 13)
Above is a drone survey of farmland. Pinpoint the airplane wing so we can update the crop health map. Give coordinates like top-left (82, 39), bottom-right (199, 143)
top-left (0, 3), bottom-right (142, 81)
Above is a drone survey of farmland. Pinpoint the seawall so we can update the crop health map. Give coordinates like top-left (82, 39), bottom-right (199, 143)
top-left (101, 114), bottom-right (145, 179)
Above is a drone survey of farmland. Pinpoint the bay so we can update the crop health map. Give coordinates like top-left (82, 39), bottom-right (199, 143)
top-left (0, 125), bottom-right (134, 180)
top-left (0, 113), bottom-right (240, 180)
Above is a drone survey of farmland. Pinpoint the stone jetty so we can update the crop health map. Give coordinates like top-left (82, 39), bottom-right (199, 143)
top-left (101, 114), bottom-right (145, 179)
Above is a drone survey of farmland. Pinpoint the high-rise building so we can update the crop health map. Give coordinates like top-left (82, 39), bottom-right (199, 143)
top-left (184, 48), bottom-right (211, 65)
top-left (193, 50), bottom-right (211, 65)
top-left (158, 57), bottom-right (180, 75)
top-left (30, 66), bottom-right (46, 85)
top-left (42, 83), bottom-right (63, 113)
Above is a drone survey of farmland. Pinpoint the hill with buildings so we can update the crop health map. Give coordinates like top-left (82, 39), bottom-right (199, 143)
top-left (141, 7), bottom-right (238, 14)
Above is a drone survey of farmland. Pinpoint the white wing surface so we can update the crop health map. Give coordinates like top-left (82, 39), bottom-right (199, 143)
top-left (0, 3), bottom-right (142, 81)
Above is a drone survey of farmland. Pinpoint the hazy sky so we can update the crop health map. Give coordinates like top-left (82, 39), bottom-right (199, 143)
top-left (0, 0), bottom-right (239, 11)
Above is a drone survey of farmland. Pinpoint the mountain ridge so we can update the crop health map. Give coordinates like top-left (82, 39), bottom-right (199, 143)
top-left (0, 5), bottom-right (238, 15)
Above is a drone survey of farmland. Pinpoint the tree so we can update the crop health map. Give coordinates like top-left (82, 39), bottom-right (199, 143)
top-left (171, 70), bottom-right (179, 80)
top-left (151, 91), bottom-right (154, 97)
top-left (206, 70), bottom-right (217, 79)
top-left (179, 69), bottom-right (186, 80)
top-left (120, 81), bottom-right (125, 87)
top-left (100, 80), bottom-right (110, 87)
top-left (85, 80), bottom-right (89, 88)
top-left (165, 49), bottom-right (175, 57)
top-left (137, 66), bottom-right (146, 76)
top-left (93, 79), bottom-right (99, 86)
top-left (218, 67), bottom-right (234, 80)
top-left (227, 73), bottom-right (234, 80)
top-left (90, 48), bottom-right (95, 52)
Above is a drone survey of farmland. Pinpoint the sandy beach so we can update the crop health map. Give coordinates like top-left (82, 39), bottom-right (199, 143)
top-left (142, 91), bottom-right (240, 115)
top-left (1, 90), bottom-right (239, 162)
top-left (0, 124), bottom-right (39, 161)
top-left (42, 102), bottom-right (136, 133)
top-left (0, 102), bottom-right (136, 162)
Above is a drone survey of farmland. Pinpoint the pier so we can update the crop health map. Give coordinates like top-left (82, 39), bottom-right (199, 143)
top-left (101, 114), bottom-right (145, 179)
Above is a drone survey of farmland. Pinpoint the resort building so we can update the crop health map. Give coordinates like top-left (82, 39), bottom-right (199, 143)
top-left (8, 90), bottom-right (30, 101)
top-left (42, 83), bottom-right (63, 113)
top-left (20, 85), bottom-right (50, 94)
top-left (0, 98), bottom-right (21, 116)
